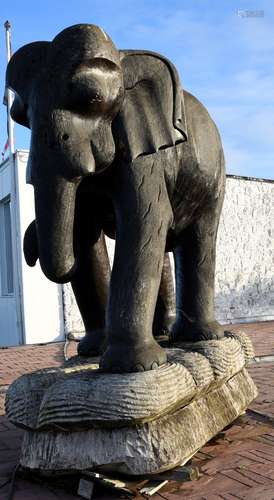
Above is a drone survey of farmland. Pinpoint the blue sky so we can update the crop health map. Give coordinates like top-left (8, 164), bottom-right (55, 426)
top-left (0, 0), bottom-right (273, 179)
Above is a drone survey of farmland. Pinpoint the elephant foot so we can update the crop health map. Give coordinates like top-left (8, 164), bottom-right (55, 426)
top-left (170, 319), bottom-right (224, 343)
top-left (153, 314), bottom-right (176, 339)
top-left (100, 339), bottom-right (167, 373)
top-left (77, 329), bottom-right (106, 357)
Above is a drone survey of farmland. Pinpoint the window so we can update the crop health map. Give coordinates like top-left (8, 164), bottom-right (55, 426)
top-left (0, 197), bottom-right (14, 295)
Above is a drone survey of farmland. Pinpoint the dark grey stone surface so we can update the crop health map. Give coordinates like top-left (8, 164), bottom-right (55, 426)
top-left (6, 24), bottom-right (226, 373)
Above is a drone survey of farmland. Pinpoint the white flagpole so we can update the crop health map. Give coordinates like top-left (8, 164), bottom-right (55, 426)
top-left (4, 20), bottom-right (15, 156)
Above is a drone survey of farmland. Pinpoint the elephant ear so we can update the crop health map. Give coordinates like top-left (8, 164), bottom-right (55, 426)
top-left (113, 50), bottom-right (187, 161)
top-left (5, 41), bottom-right (49, 127)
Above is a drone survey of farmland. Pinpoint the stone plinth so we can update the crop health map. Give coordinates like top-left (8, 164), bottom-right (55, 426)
top-left (5, 332), bottom-right (257, 475)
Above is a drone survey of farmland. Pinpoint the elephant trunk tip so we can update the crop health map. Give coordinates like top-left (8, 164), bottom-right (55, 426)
top-left (40, 258), bottom-right (77, 284)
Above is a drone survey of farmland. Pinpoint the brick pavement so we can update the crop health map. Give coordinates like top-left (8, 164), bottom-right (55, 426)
top-left (0, 321), bottom-right (273, 499)
top-left (230, 320), bottom-right (274, 357)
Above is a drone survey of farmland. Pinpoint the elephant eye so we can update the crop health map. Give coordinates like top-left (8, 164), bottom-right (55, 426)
top-left (67, 78), bottom-right (106, 114)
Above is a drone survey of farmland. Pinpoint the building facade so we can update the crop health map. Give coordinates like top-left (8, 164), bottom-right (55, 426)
top-left (0, 151), bottom-right (64, 346)
top-left (0, 150), bottom-right (273, 346)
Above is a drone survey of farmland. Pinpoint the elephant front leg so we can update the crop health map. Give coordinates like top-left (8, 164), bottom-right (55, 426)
top-left (100, 163), bottom-right (173, 373)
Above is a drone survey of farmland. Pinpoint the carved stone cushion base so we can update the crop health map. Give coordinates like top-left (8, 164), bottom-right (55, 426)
top-left (20, 368), bottom-right (256, 475)
top-left (5, 332), bottom-right (257, 475)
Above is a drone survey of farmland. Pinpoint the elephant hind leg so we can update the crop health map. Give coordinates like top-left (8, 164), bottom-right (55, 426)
top-left (153, 252), bottom-right (176, 338)
top-left (72, 231), bottom-right (111, 356)
top-left (171, 198), bottom-right (224, 343)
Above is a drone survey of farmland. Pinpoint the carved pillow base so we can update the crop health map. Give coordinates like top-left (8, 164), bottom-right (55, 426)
top-left (5, 332), bottom-right (258, 475)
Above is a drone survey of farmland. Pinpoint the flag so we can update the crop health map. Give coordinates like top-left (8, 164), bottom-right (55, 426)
top-left (1, 139), bottom-right (9, 161)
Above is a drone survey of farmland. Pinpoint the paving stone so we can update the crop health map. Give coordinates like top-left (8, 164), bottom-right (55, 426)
top-left (236, 484), bottom-right (274, 500)
top-left (0, 321), bottom-right (273, 498)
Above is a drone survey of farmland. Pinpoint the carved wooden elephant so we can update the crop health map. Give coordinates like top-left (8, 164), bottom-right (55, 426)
top-left (6, 24), bottom-right (225, 373)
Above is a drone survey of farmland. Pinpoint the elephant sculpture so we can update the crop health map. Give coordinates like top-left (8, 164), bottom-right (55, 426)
top-left (6, 24), bottom-right (226, 373)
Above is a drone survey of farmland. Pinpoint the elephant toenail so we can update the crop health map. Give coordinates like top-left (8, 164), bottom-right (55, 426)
top-left (135, 364), bottom-right (145, 372)
top-left (151, 362), bottom-right (159, 370)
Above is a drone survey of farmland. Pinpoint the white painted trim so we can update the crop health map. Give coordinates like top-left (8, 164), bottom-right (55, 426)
top-left (13, 153), bottom-right (25, 343)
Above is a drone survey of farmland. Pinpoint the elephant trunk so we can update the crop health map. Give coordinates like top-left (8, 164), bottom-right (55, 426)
top-left (34, 176), bottom-right (79, 283)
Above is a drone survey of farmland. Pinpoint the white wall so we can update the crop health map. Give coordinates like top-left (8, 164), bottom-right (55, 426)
top-left (15, 150), bottom-right (65, 344)
top-left (63, 175), bottom-right (274, 336)
top-left (215, 175), bottom-right (274, 323)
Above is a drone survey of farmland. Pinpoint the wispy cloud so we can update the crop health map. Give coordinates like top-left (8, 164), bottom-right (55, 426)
top-left (1, 1), bottom-right (273, 179)
top-left (100, 3), bottom-right (274, 178)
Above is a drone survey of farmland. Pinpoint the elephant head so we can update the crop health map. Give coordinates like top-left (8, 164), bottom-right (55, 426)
top-left (6, 24), bottom-right (124, 282)
top-left (6, 24), bottom-right (187, 284)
